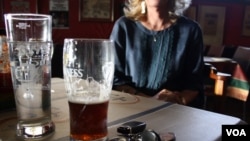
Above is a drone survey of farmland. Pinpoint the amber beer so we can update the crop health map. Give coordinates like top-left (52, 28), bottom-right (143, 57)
top-left (63, 38), bottom-right (114, 141)
top-left (69, 99), bottom-right (109, 141)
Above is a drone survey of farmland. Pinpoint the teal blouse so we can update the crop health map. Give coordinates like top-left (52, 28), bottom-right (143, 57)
top-left (110, 16), bottom-right (204, 107)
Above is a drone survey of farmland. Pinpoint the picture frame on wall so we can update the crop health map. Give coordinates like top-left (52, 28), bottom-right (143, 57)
top-left (79, 0), bottom-right (114, 22)
top-left (3, 0), bottom-right (37, 13)
top-left (242, 5), bottom-right (250, 36)
top-left (49, 0), bottom-right (69, 28)
top-left (198, 5), bottom-right (226, 45)
top-left (0, 0), bottom-right (3, 21)
top-left (0, 0), bottom-right (3, 29)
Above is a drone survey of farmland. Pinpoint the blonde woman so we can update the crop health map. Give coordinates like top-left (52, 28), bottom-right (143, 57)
top-left (110, 0), bottom-right (205, 108)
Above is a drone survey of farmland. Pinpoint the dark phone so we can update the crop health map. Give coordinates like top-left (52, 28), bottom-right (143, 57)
top-left (117, 121), bottom-right (146, 134)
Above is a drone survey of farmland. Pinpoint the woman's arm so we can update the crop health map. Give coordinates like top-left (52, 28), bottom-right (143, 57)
top-left (154, 89), bottom-right (199, 105)
top-left (114, 84), bottom-right (198, 105)
top-left (113, 85), bottom-right (150, 97)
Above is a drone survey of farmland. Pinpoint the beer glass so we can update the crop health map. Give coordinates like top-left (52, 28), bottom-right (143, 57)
top-left (4, 13), bottom-right (55, 140)
top-left (63, 38), bottom-right (114, 141)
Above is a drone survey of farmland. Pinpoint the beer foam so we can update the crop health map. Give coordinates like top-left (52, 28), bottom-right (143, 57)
top-left (65, 77), bottom-right (112, 104)
top-left (68, 95), bottom-right (110, 104)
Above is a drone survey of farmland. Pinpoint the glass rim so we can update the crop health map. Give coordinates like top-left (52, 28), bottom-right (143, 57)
top-left (6, 41), bottom-right (53, 43)
top-left (64, 38), bottom-right (113, 43)
top-left (4, 13), bottom-right (51, 20)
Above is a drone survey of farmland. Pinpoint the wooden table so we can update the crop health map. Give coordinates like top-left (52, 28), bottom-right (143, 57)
top-left (0, 78), bottom-right (247, 141)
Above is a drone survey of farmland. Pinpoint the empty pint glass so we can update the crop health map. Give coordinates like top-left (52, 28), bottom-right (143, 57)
top-left (63, 39), bottom-right (115, 141)
top-left (4, 13), bottom-right (55, 140)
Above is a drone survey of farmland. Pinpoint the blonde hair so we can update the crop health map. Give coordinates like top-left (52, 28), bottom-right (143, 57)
top-left (123, 0), bottom-right (192, 21)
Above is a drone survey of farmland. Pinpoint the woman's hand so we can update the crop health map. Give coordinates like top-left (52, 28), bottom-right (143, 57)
top-left (154, 89), bottom-right (199, 105)
top-left (154, 89), bottom-right (184, 104)
top-left (113, 85), bottom-right (150, 97)
top-left (114, 85), bottom-right (198, 105)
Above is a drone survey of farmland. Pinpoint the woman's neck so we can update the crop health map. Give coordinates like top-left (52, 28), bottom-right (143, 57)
top-left (141, 8), bottom-right (172, 31)
top-left (140, 4), bottom-right (174, 31)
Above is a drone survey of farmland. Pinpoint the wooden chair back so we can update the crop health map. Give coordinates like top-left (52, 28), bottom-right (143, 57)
top-left (232, 46), bottom-right (250, 74)
top-left (207, 45), bottom-right (225, 57)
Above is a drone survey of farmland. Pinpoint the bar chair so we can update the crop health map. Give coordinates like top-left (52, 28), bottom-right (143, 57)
top-left (204, 63), bottom-right (249, 120)
top-left (206, 45), bottom-right (225, 57)
top-left (232, 46), bottom-right (250, 79)
top-left (221, 45), bottom-right (237, 58)
top-left (203, 63), bottom-right (231, 109)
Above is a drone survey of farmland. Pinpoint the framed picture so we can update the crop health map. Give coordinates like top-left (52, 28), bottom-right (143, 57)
top-left (0, 0), bottom-right (3, 21)
top-left (242, 6), bottom-right (250, 36)
top-left (198, 5), bottom-right (226, 45)
top-left (79, 0), bottom-right (114, 22)
top-left (3, 0), bottom-right (37, 13)
top-left (0, 0), bottom-right (3, 29)
top-left (49, 0), bottom-right (69, 28)
top-left (184, 6), bottom-right (197, 21)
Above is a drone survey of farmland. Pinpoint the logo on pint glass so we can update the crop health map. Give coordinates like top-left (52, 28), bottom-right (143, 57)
top-left (16, 23), bottom-right (31, 29)
top-left (65, 68), bottom-right (84, 78)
